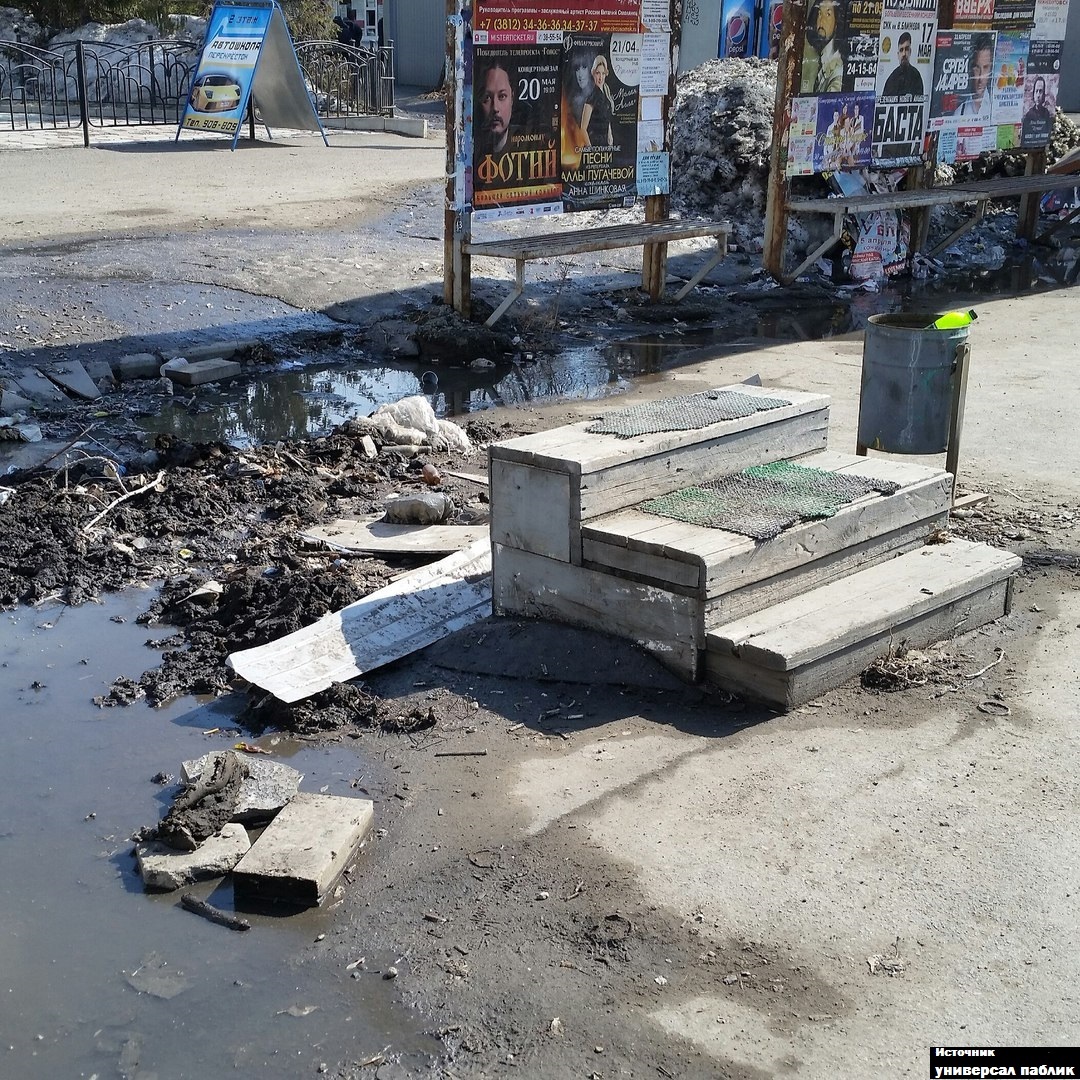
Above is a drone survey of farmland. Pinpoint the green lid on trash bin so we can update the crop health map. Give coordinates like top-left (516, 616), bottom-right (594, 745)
top-left (930, 309), bottom-right (977, 329)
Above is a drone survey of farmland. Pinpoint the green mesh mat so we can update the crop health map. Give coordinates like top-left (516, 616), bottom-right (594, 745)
top-left (585, 389), bottom-right (791, 438)
top-left (642, 461), bottom-right (901, 541)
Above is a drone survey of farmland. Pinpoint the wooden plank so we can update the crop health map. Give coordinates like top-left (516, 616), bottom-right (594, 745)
top-left (489, 458), bottom-right (573, 562)
top-left (488, 386), bottom-right (830, 472)
top-left (301, 516), bottom-right (487, 555)
top-left (704, 579), bottom-right (1011, 710)
top-left (703, 513), bottom-right (948, 626)
top-left (710, 539), bottom-right (1020, 672)
top-left (465, 220), bottom-right (730, 261)
top-left (492, 544), bottom-right (702, 681)
top-left (227, 540), bottom-right (492, 703)
top-left (582, 535), bottom-right (702, 592)
top-left (952, 491), bottom-right (990, 510)
top-left (578, 409), bottom-right (829, 519)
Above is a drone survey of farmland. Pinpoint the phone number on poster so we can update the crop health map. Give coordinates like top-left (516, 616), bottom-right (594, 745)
top-left (480, 16), bottom-right (601, 30)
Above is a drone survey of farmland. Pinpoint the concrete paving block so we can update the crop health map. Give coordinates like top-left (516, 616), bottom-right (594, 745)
top-left (233, 792), bottom-right (374, 908)
top-left (163, 339), bottom-right (258, 363)
top-left (181, 751), bottom-right (303, 823)
top-left (136, 822), bottom-right (251, 891)
top-left (113, 353), bottom-right (163, 381)
top-left (47, 360), bottom-right (102, 401)
top-left (166, 359), bottom-right (242, 387)
top-left (14, 368), bottom-right (73, 410)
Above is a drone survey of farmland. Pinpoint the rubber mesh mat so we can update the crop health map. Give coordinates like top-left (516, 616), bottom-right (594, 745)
top-left (641, 461), bottom-right (901, 541)
top-left (585, 389), bottom-right (791, 438)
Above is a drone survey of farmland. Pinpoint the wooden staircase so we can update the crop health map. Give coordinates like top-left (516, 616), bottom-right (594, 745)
top-left (489, 384), bottom-right (1020, 709)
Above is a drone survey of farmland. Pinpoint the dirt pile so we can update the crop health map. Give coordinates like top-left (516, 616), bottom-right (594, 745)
top-left (671, 58), bottom-right (779, 251)
top-left (0, 419), bottom-right (497, 726)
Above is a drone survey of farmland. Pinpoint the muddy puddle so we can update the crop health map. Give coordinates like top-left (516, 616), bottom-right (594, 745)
top-left (0, 590), bottom-right (438, 1078)
top-left (126, 235), bottom-right (1080, 449)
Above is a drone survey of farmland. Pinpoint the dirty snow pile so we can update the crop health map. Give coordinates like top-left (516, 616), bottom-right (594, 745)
top-left (671, 58), bottom-right (779, 252)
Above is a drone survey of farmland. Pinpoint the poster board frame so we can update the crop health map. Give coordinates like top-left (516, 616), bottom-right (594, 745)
top-left (443, 0), bottom-right (685, 319)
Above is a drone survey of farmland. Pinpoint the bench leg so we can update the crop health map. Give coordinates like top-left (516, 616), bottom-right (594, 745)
top-left (780, 212), bottom-right (843, 285)
top-left (926, 201), bottom-right (986, 258)
top-left (484, 258), bottom-right (525, 327)
top-left (672, 234), bottom-right (728, 302)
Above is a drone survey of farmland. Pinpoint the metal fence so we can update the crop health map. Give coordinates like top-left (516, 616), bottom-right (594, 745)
top-left (0, 36), bottom-right (395, 146)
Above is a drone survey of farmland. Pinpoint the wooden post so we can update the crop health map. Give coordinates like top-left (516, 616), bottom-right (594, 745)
top-left (641, 1), bottom-right (681, 301)
top-left (945, 340), bottom-right (971, 492)
top-left (444, 0), bottom-right (470, 315)
top-left (763, 0), bottom-right (807, 281)
top-left (1019, 148), bottom-right (1048, 242)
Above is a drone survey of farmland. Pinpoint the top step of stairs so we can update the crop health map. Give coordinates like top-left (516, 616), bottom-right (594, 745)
top-left (490, 384), bottom-right (829, 565)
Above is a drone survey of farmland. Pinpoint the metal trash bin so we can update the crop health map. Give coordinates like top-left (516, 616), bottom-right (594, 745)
top-left (857, 312), bottom-right (970, 455)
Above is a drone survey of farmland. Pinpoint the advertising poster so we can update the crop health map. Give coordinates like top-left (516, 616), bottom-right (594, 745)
top-left (872, 3), bottom-right (936, 165)
top-left (719, 0), bottom-right (755, 58)
top-left (844, 0), bottom-right (884, 92)
top-left (800, 0), bottom-right (847, 93)
top-left (956, 122), bottom-right (997, 158)
top-left (758, 0), bottom-right (785, 59)
top-left (990, 30), bottom-right (1029, 125)
top-left (180, 4), bottom-right (271, 135)
top-left (928, 30), bottom-right (997, 123)
top-left (785, 95), bottom-right (819, 175)
top-left (472, 43), bottom-right (562, 216)
top-left (473, 0), bottom-right (641, 38)
top-left (1020, 38), bottom-right (1059, 147)
top-left (560, 33), bottom-right (640, 210)
top-left (1032, 0), bottom-right (1070, 38)
top-left (814, 92), bottom-right (874, 170)
top-left (993, 0), bottom-right (1037, 26)
top-left (953, 0), bottom-right (994, 26)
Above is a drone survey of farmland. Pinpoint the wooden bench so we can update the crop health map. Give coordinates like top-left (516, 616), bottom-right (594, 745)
top-left (463, 218), bottom-right (731, 326)
top-left (783, 169), bottom-right (1079, 284)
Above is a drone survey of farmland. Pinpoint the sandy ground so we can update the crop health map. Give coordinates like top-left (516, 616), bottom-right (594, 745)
top-left (3, 128), bottom-right (1080, 1077)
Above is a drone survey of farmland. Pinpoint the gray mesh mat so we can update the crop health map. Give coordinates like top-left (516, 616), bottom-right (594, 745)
top-left (642, 461), bottom-right (901, 541)
top-left (585, 389), bottom-right (791, 438)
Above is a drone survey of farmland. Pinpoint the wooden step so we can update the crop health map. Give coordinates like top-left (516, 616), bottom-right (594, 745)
top-left (703, 538), bottom-right (1021, 710)
top-left (581, 452), bottom-right (952, 623)
top-left (489, 384), bottom-right (829, 565)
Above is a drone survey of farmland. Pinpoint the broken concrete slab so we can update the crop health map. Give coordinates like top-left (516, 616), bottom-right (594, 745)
top-left (82, 358), bottom-right (114, 383)
top-left (113, 353), bottom-right (163, 381)
top-left (181, 750), bottom-right (302, 823)
top-left (136, 822), bottom-right (251, 891)
top-left (162, 339), bottom-right (258, 363)
top-left (233, 793), bottom-right (374, 908)
top-left (47, 360), bottom-right (102, 401)
top-left (0, 388), bottom-right (35, 414)
top-left (14, 368), bottom-right (73, 410)
top-left (166, 358), bottom-right (242, 386)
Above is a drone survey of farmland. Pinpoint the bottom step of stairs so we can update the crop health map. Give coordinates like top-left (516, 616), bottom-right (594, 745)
top-left (703, 538), bottom-right (1021, 710)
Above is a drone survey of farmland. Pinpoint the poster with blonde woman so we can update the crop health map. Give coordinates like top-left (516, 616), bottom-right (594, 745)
top-left (560, 33), bottom-right (639, 211)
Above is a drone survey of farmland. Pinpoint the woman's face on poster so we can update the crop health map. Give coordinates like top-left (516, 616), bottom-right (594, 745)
top-left (575, 61), bottom-right (591, 90)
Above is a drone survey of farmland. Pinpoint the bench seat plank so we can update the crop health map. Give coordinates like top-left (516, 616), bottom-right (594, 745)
top-left (465, 219), bottom-right (730, 261)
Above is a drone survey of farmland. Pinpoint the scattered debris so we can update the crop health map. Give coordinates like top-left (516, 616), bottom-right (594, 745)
top-left (866, 939), bottom-right (906, 977)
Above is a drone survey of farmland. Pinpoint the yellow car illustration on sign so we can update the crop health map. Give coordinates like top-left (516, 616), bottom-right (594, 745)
top-left (191, 73), bottom-right (242, 113)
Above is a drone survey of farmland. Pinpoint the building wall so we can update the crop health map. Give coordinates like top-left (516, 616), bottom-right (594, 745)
top-left (387, 0), bottom-right (446, 88)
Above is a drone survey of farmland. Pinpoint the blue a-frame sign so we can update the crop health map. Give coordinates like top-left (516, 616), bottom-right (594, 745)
top-left (178, 1), bottom-right (327, 149)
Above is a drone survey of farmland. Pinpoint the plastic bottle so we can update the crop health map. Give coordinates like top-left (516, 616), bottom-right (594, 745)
top-left (931, 309), bottom-right (978, 329)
